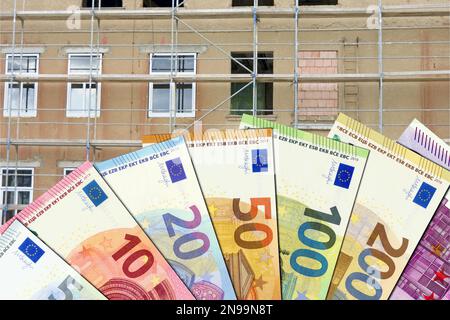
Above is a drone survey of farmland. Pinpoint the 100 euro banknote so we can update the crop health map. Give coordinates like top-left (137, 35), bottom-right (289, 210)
top-left (96, 136), bottom-right (236, 300)
top-left (10, 162), bottom-right (194, 300)
top-left (240, 115), bottom-right (369, 300)
top-left (327, 114), bottom-right (450, 300)
top-left (391, 119), bottom-right (450, 300)
top-left (0, 220), bottom-right (105, 300)
top-left (143, 129), bottom-right (281, 300)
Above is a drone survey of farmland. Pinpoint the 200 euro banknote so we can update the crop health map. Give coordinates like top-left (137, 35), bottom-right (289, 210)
top-left (143, 129), bottom-right (281, 300)
top-left (9, 162), bottom-right (194, 300)
top-left (391, 119), bottom-right (450, 300)
top-left (327, 114), bottom-right (450, 300)
top-left (240, 115), bottom-right (369, 300)
top-left (96, 136), bottom-right (236, 300)
top-left (0, 220), bottom-right (105, 300)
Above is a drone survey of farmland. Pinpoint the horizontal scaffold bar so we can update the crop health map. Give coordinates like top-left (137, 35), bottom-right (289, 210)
top-left (0, 5), bottom-right (450, 21)
top-left (0, 71), bottom-right (449, 83)
top-left (0, 139), bottom-right (143, 148)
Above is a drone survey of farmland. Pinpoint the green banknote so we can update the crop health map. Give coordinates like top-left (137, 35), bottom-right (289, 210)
top-left (241, 115), bottom-right (369, 300)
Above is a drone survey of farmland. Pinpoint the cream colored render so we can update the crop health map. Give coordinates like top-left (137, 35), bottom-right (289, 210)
top-left (0, 0), bottom-right (449, 198)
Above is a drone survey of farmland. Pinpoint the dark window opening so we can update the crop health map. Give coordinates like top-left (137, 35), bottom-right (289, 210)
top-left (82, 0), bottom-right (123, 7)
top-left (230, 52), bottom-right (273, 115)
top-left (144, 0), bottom-right (185, 7)
top-left (232, 0), bottom-right (274, 6)
top-left (297, 0), bottom-right (338, 5)
top-left (231, 52), bottom-right (273, 75)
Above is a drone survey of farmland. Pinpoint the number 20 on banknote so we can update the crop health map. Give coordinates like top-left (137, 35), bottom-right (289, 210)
top-left (163, 205), bottom-right (210, 260)
top-left (344, 223), bottom-right (408, 300)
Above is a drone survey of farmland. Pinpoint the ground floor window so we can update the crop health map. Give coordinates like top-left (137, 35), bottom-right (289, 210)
top-left (0, 168), bottom-right (34, 225)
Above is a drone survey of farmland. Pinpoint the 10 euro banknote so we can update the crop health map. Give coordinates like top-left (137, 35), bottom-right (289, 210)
top-left (96, 136), bottom-right (236, 300)
top-left (10, 162), bottom-right (194, 300)
top-left (327, 114), bottom-right (450, 300)
top-left (0, 220), bottom-right (105, 300)
top-left (391, 119), bottom-right (450, 300)
top-left (143, 129), bottom-right (281, 300)
top-left (241, 115), bottom-right (369, 300)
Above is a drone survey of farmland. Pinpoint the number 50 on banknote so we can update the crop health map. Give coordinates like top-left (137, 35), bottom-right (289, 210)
top-left (241, 115), bottom-right (369, 300)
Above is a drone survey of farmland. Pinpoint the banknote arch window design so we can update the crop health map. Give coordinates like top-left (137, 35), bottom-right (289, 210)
top-left (148, 53), bottom-right (196, 118)
top-left (66, 53), bottom-right (102, 118)
top-left (230, 52), bottom-right (273, 116)
top-left (3, 54), bottom-right (39, 118)
top-left (0, 168), bottom-right (34, 225)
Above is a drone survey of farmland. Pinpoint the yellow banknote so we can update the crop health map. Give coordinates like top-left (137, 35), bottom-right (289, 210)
top-left (327, 114), bottom-right (450, 300)
top-left (240, 115), bottom-right (369, 300)
top-left (143, 129), bottom-right (281, 300)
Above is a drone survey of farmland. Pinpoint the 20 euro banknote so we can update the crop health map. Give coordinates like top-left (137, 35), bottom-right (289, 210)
top-left (240, 115), bottom-right (369, 300)
top-left (391, 119), bottom-right (450, 300)
top-left (9, 162), bottom-right (194, 300)
top-left (0, 220), bottom-right (105, 300)
top-left (96, 136), bottom-right (236, 300)
top-left (143, 129), bottom-right (281, 300)
top-left (327, 114), bottom-right (450, 300)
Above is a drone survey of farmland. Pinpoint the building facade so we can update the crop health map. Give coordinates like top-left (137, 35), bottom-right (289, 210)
top-left (0, 0), bottom-right (449, 224)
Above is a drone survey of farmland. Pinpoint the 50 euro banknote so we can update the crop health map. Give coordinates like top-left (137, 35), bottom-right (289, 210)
top-left (240, 115), bottom-right (369, 300)
top-left (143, 129), bottom-right (281, 300)
top-left (96, 136), bottom-right (236, 300)
top-left (9, 162), bottom-right (194, 300)
top-left (391, 119), bottom-right (450, 300)
top-left (0, 220), bottom-right (105, 300)
top-left (327, 114), bottom-right (450, 300)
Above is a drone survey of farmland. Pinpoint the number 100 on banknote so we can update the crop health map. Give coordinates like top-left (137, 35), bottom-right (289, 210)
top-left (241, 115), bottom-right (369, 300)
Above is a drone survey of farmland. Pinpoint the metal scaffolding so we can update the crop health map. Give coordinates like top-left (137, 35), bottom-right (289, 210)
top-left (0, 0), bottom-right (450, 220)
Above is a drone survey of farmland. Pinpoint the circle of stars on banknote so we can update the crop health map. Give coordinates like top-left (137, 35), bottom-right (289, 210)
top-left (88, 186), bottom-right (104, 201)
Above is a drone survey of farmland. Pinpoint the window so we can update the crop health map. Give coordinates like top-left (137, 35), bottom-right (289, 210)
top-left (67, 54), bottom-right (102, 118)
top-left (232, 0), bottom-right (274, 6)
top-left (82, 0), bottom-right (123, 7)
top-left (0, 168), bottom-right (33, 225)
top-left (298, 51), bottom-right (338, 117)
top-left (149, 53), bottom-right (196, 118)
top-left (230, 52), bottom-right (273, 116)
top-left (143, 0), bottom-right (184, 7)
top-left (64, 168), bottom-right (76, 176)
top-left (297, 1), bottom-right (338, 5)
top-left (3, 54), bottom-right (38, 117)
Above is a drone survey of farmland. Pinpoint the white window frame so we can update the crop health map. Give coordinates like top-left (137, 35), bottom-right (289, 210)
top-left (3, 54), bottom-right (39, 117)
top-left (0, 168), bottom-right (34, 225)
top-left (148, 53), bottom-right (196, 118)
top-left (66, 53), bottom-right (102, 118)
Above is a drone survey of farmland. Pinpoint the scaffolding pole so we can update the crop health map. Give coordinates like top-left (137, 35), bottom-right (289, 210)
top-left (252, 0), bottom-right (258, 117)
top-left (294, 3), bottom-right (299, 128)
top-left (378, 0), bottom-right (384, 133)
